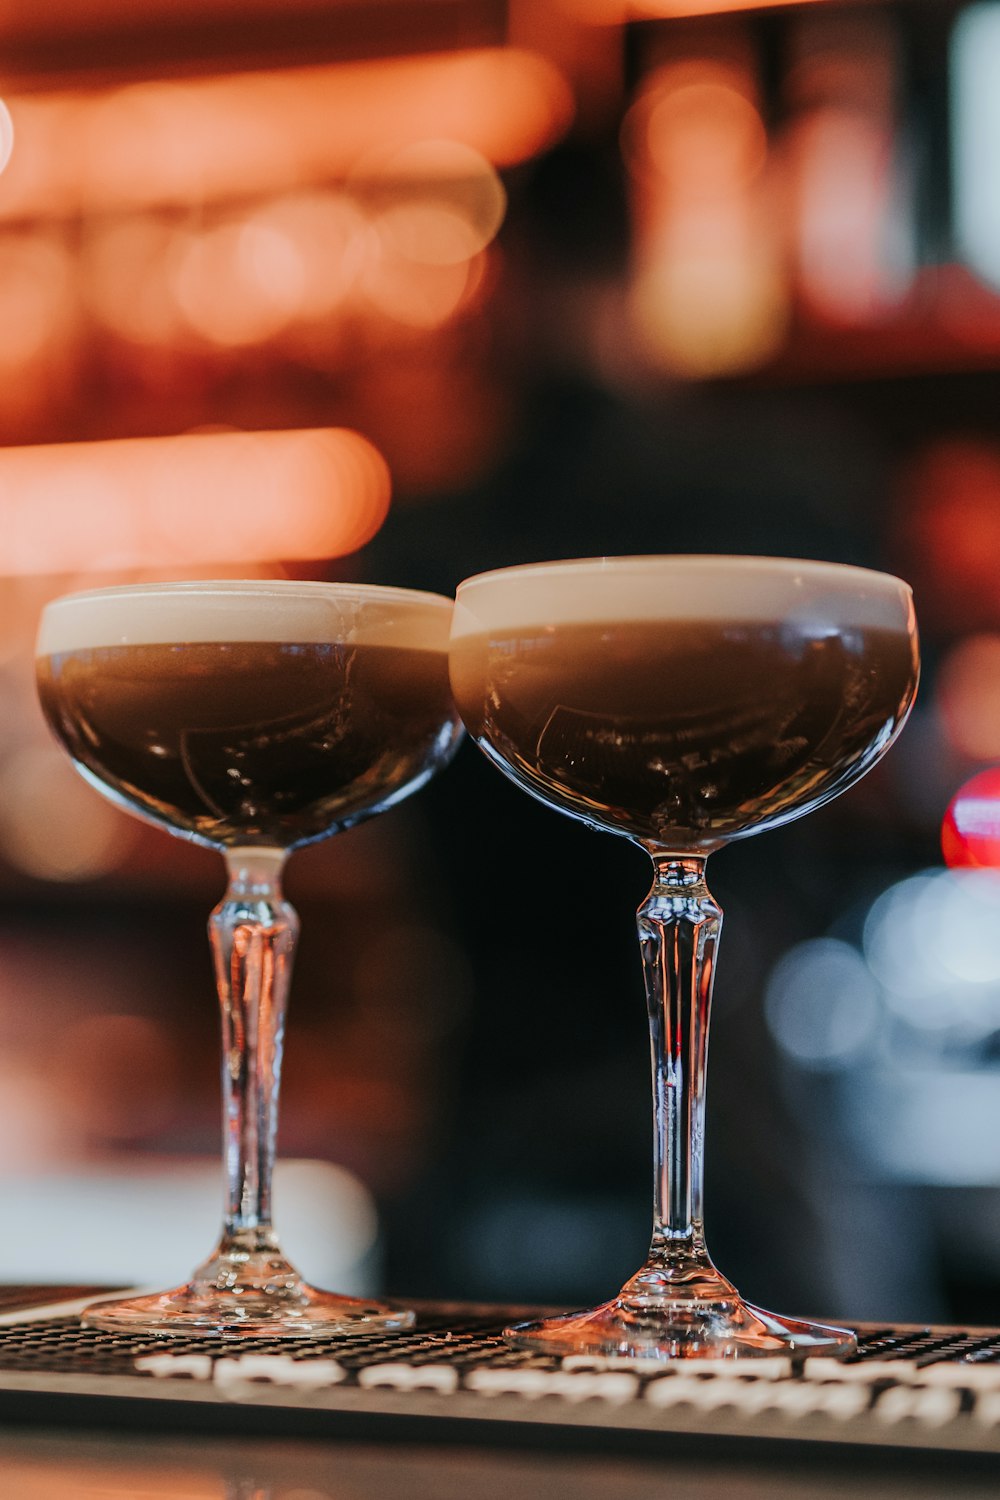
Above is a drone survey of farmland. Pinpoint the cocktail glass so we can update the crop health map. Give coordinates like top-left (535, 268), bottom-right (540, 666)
top-left (449, 556), bottom-right (918, 1359)
top-left (37, 580), bottom-right (462, 1336)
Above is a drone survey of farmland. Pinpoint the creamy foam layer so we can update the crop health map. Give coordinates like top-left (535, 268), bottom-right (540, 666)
top-left (38, 580), bottom-right (454, 655)
top-left (451, 556), bottom-right (914, 638)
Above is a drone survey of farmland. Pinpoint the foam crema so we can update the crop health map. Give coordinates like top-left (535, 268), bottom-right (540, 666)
top-left (451, 556), bottom-right (915, 638)
top-left (37, 580), bottom-right (455, 656)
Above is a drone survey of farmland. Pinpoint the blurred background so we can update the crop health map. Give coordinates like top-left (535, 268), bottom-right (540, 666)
top-left (2, 0), bottom-right (1000, 1325)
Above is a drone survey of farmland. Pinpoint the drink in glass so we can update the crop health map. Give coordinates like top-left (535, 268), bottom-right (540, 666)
top-left (449, 555), bottom-right (918, 1358)
top-left (37, 580), bottom-right (462, 1336)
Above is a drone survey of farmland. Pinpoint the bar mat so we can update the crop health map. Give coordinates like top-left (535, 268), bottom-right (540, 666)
top-left (1, 1294), bottom-right (1000, 1458)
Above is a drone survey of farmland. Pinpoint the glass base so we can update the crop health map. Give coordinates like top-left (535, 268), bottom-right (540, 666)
top-left (505, 1293), bottom-right (855, 1362)
top-left (82, 1245), bottom-right (415, 1338)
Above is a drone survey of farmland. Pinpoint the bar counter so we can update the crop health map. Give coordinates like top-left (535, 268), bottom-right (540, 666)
top-left (1, 1289), bottom-right (1000, 1498)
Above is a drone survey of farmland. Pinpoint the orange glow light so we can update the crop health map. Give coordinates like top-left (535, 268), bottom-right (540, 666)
top-left (904, 438), bottom-right (1000, 628)
top-left (625, 62), bottom-right (786, 377)
top-left (361, 249), bottom-right (482, 330)
top-left (0, 1458), bottom-right (219, 1500)
top-left (356, 140), bottom-right (507, 264)
top-left (0, 51), bottom-right (572, 222)
top-left (640, 81), bottom-right (768, 190)
top-left (81, 217), bottom-right (189, 346)
top-left (0, 428), bottom-right (391, 575)
top-left (557, 0), bottom-right (830, 19)
top-left (0, 98), bottom-right (13, 178)
top-left (247, 193), bottom-right (370, 318)
top-left (0, 233), bottom-right (76, 368)
top-left (0, 745), bottom-right (134, 881)
top-left (783, 10), bottom-right (910, 326)
top-left (171, 219), bottom-right (307, 346)
top-left (938, 635), bottom-right (1000, 764)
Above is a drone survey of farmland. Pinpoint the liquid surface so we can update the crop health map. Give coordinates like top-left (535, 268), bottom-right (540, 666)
top-left (449, 618), bottom-right (918, 847)
top-left (39, 640), bottom-right (460, 849)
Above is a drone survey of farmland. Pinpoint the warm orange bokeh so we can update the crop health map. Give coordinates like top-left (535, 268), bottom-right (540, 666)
top-left (782, 11), bottom-right (911, 326)
top-left (624, 61), bottom-right (786, 376)
top-left (0, 427), bottom-right (391, 575)
top-left (556, 0), bottom-right (834, 20)
top-left (938, 635), bottom-right (1000, 763)
top-left (901, 438), bottom-right (1000, 630)
top-left (0, 59), bottom-right (521, 432)
top-left (0, 50), bottom-right (571, 222)
top-left (0, 1458), bottom-right (220, 1500)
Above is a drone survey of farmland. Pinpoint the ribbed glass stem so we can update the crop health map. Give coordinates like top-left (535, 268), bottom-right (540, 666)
top-left (209, 847), bottom-right (297, 1248)
top-left (639, 853), bottom-right (722, 1269)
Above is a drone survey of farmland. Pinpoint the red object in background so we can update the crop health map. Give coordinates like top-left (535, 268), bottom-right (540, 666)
top-left (899, 439), bottom-right (1000, 633)
top-left (942, 767), bottom-right (1000, 868)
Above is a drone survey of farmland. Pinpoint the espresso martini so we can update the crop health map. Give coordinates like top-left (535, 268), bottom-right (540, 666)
top-left (36, 580), bottom-right (462, 1337)
top-left (450, 577), bottom-right (917, 849)
top-left (39, 584), bottom-right (458, 850)
top-left (450, 556), bottom-right (918, 1360)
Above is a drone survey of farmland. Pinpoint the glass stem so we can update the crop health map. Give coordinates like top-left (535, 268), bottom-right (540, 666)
top-left (208, 846), bottom-right (297, 1259)
top-left (632, 852), bottom-right (726, 1295)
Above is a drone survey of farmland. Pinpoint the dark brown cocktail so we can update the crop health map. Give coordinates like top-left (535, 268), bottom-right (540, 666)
top-left (39, 640), bottom-right (455, 849)
top-left (450, 616), bottom-right (915, 847)
top-left (37, 580), bottom-right (462, 1338)
top-left (450, 556), bottom-right (918, 1361)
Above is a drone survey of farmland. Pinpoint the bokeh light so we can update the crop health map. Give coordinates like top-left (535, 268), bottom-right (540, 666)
top-left (764, 937), bottom-right (879, 1069)
top-left (900, 438), bottom-right (1000, 631)
top-left (787, 110), bottom-right (907, 323)
top-left (943, 768), bottom-right (1000, 870)
top-left (953, 2), bottom-right (1000, 291)
top-left (81, 217), bottom-right (190, 346)
top-left (0, 98), bottom-right (14, 178)
top-left (624, 61), bottom-right (787, 376)
top-left (938, 635), bottom-right (1000, 763)
top-left (559, 0), bottom-right (829, 17)
top-left (248, 192), bottom-right (371, 320)
top-left (863, 872), bottom-right (948, 1005)
top-left (0, 1459), bottom-right (219, 1499)
top-left (0, 234), bottom-right (76, 370)
top-left (0, 51), bottom-right (571, 223)
top-left (50, 1014), bottom-right (180, 1144)
top-left (769, 864), bottom-right (1000, 1088)
top-left (374, 201), bottom-right (488, 268)
top-left (358, 139), bottom-right (507, 265)
top-left (784, 12), bottom-right (911, 324)
top-left (172, 219), bottom-right (307, 346)
top-left (864, 867), bottom-right (1000, 1033)
top-left (0, 427), bottom-right (391, 574)
top-left (361, 249), bottom-right (484, 330)
top-left (0, 746), bottom-right (134, 882)
top-left (636, 78), bottom-right (768, 189)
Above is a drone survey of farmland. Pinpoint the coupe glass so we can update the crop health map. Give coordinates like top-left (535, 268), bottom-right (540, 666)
top-left (36, 580), bottom-right (462, 1336)
top-left (449, 556), bottom-right (919, 1359)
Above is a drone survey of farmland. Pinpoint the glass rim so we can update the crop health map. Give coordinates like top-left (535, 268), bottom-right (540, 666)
top-left (455, 554), bottom-right (913, 596)
top-left (36, 578), bottom-right (456, 656)
top-left (40, 578), bottom-right (455, 614)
